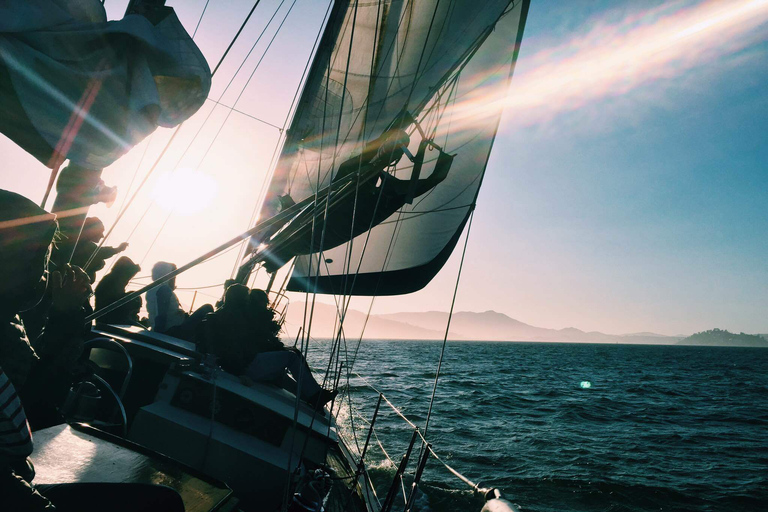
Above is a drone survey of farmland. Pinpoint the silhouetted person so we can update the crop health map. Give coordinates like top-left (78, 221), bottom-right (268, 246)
top-left (248, 289), bottom-right (283, 352)
top-left (200, 285), bottom-right (335, 410)
top-left (49, 166), bottom-right (119, 275)
top-left (145, 261), bottom-right (211, 339)
top-left (66, 217), bottom-right (128, 284)
top-left (198, 284), bottom-right (257, 371)
top-left (0, 189), bottom-right (185, 511)
top-left (94, 257), bottom-right (142, 326)
top-left (0, 190), bottom-right (92, 429)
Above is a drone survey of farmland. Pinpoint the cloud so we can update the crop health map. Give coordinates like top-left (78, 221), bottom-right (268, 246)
top-left (454, 0), bottom-right (768, 134)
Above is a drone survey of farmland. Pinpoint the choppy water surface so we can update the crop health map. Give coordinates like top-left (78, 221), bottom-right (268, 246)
top-left (308, 341), bottom-right (768, 512)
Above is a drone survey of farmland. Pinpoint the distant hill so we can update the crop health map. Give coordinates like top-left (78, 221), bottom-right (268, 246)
top-left (282, 302), bottom-right (454, 340)
top-left (623, 331), bottom-right (674, 338)
top-left (283, 304), bottom-right (682, 344)
top-left (677, 329), bottom-right (768, 347)
top-left (379, 310), bottom-right (679, 344)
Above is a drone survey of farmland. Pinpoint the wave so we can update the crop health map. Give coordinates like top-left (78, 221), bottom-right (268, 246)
top-left (322, 341), bottom-right (768, 512)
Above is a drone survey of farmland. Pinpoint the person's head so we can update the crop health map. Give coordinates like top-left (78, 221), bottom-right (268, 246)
top-left (223, 283), bottom-right (249, 311)
top-left (82, 217), bottom-right (105, 242)
top-left (249, 289), bottom-right (269, 311)
top-left (111, 256), bottom-right (141, 284)
top-left (0, 190), bottom-right (58, 311)
top-left (152, 261), bottom-right (177, 289)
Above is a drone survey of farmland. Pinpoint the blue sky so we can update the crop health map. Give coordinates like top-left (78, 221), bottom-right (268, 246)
top-left (456, 0), bottom-right (768, 334)
top-left (1, 0), bottom-right (766, 336)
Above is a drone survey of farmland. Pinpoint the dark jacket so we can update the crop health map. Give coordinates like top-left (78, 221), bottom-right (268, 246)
top-left (197, 287), bottom-right (283, 375)
top-left (94, 257), bottom-right (141, 325)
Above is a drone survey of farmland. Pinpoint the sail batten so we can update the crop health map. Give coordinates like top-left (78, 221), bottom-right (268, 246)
top-left (251, 0), bottom-right (529, 296)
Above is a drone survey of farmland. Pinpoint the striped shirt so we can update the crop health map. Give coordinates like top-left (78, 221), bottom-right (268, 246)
top-left (0, 366), bottom-right (32, 458)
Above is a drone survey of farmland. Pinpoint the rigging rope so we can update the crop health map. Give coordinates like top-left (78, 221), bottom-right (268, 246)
top-left (116, 135), bottom-right (153, 215)
top-left (119, 0), bottom-right (293, 276)
top-left (347, 369), bottom-right (487, 496)
top-left (165, 0), bottom-right (289, 181)
top-left (139, 209), bottom-right (174, 266)
top-left (330, 2), bottom-right (431, 401)
top-left (188, 0), bottom-right (296, 178)
top-left (83, 0), bottom-right (264, 271)
top-left (204, 98), bottom-right (283, 131)
top-left (287, 8), bottom-right (456, 498)
top-left (211, 0), bottom-right (264, 77)
top-left (192, 0), bottom-right (211, 39)
top-left (283, 18), bottom-right (342, 499)
top-left (281, 5), bottom-right (366, 507)
top-left (423, 209), bottom-right (474, 439)
top-left (284, 16), bottom-right (493, 508)
top-left (231, 0), bottom-right (332, 281)
top-left (327, 0), bottom-right (458, 369)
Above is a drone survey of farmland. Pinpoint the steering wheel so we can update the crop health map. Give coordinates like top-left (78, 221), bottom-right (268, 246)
top-left (69, 337), bottom-right (133, 436)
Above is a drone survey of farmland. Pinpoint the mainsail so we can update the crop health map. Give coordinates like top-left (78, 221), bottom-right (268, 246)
top-left (249, 0), bottom-right (529, 296)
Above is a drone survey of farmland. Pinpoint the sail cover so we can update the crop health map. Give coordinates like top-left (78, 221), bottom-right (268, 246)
top-left (259, 0), bottom-right (529, 295)
top-left (0, 0), bottom-right (211, 169)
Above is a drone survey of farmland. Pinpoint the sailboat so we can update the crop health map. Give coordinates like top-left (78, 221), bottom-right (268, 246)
top-left (1, 0), bottom-right (530, 510)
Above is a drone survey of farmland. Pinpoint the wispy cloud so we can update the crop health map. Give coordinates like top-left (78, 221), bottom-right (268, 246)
top-left (452, 0), bottom-right (768, 132)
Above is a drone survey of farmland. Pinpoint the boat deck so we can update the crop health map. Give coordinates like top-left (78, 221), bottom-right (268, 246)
top-left (31, 423), bottom-right (238, 512)
top-left (324, 441), bottom-right (379, 512)
top-left (76, 324), bottom-right (377, 511)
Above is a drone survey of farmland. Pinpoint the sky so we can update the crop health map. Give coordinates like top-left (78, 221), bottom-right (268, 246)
top-left (1, 0), bottom-right (766, 337)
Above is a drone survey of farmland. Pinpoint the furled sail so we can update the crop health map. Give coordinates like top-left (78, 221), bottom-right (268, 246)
top-left (252, 0), bottom-right (529, 295)
top-left (0, 0), bottom-right (211, 169)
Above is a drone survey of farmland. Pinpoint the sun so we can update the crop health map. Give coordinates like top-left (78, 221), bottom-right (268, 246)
top-left (151, 169), bottom-right (218, 215)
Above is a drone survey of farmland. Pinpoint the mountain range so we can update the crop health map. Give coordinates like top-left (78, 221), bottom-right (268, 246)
top-left (282, 303), bottom-right (684, 344)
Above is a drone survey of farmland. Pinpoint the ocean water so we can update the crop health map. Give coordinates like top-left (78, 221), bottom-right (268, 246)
top-left (308, 341), bottom-right (768, 512)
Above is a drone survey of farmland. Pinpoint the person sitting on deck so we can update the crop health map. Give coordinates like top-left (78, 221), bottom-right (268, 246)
top-left (20, 218), bottom-right (124, 341)
top-left (198, 285), bottom-right (336, 411)
top-left (145, 261), bottom-right (212, 340)
top-left (0, 190), bottom-right (93, 429)
top-left (94, 257), bottom-right (142, 326)
top-left (247, 289), bottom-right (283, 352)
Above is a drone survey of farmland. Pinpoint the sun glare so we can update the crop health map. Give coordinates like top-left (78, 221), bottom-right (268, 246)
top-left (151, 169), bottom-right (218, 215)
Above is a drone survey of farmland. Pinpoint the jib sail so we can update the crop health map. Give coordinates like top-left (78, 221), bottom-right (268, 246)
top-left (0, 0), bottom-right (210, 169)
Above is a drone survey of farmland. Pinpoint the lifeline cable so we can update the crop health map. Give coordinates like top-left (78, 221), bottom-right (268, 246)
top-left (348, 369), bottom-right (488, 495)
